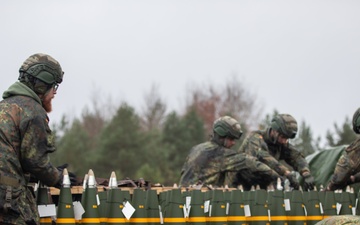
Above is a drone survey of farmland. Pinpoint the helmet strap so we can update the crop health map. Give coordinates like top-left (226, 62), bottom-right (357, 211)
top-left (270, 129), bottom-right (279, 144)
top-left (223, 138), bottom-right (230, 148)
top-left (212, 133), bottom-right (225, 146)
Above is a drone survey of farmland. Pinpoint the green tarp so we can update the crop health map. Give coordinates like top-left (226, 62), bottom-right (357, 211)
top-left (305, 145), bottom-right (347, 188)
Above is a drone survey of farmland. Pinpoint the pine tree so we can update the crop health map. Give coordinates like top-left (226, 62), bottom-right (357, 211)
top-left (293, 121), bottom-right (317, 156)
top-left (326, 117), bottom-right (357, 147)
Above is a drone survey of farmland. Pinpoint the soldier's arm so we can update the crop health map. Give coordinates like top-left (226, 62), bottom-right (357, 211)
top-left (326, 154), bottom-right (353, 191)
top-left (250, 139), bottom-right (289, 176)
top-left (242, 133), bottom-right (288, 176)
top-left (225, 152), bottom-right (280, 188)
top-left (20, 115), bottom-right (61, 186)
top-left (284, 145), bottom-right (311, 175)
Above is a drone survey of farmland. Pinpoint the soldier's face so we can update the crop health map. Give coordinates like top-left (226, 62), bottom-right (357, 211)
top-left (271, 130), bottom-right (289, 145)
top-left (42, 87), bottom-right (56, 113)
top-left (224, 137), bottom-right (236, 148)
top-left (277, 134), bottom-right (289, 145)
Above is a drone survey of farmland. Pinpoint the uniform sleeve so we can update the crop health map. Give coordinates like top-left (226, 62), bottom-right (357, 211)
top-left (283, 145), bottom-right (310, 174)
top-left (222, 151), bottom-right (279, 176)
top-left (327, 139), bottom-right (360, 191)
top-left (327, 153), bottom-right (353, 191)
top-left (224, 152), bottom-right (280, 188)
top-left (245, 135), bottom-right (289, 176)
top-left (19, 115), bottom-right (61, 186)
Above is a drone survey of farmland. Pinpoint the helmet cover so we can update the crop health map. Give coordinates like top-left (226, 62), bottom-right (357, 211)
top-left (19, 53), bottom-right (64, 84)
top-left (271, 114), bottom-right (298, 139)
top-left (213, 116), bottom-right (243, 139)
top-left (352, 108), bottom-right (360, 134)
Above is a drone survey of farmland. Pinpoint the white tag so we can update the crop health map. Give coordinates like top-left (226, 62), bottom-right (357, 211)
top-left (303, 205), bottom-right (307, 216)
top-left (319, 202), bottom-right (324, 214)
top-left (73, 201), bottom-right (85, 220)
top-left (34, 182), bottom-right (39, 193)
top-left (284, 199), bottom-right (291, 211)
top-left (184, 196), bottom-right (191, 218)
top-left (226, 202), bottom-right (229, 215)
top-left (96, 194), bottom-right (100, 205)
top-left (183, 205), bottom-right (187, 218)
top-left (122, 201), bottom-right (136, 220)
top-left (186, 196), bottom-right (191, 208)
top-left (244, 205), bottom-right (251, 217)
top-left (204, 200), bottom-right (210, 213)
top-left (38, 204), bottom-right (56, 217)
top-left (159, 205), bottom-right (164, 224)
top-left (336, 203), bottom-right (342, 215)
top-left (209, 205), bottom-right (212, 217)
top-left (268, 209), bottom-right (271, 221)
top-left (183, 204), bottom-right (190, 218)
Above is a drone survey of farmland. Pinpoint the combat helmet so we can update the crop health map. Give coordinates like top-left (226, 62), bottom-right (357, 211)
top-left (270, 114), bottom-right (298, 139)
top-left (352, 108), bottom-right (360, 134)
top-left (18, 53), bottom-right (64, 94)
top-left (213, 116), bottom-right (243, 139)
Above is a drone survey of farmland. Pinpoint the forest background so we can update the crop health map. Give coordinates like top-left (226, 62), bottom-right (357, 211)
top-left (51, 78), bottom-right (357, 186)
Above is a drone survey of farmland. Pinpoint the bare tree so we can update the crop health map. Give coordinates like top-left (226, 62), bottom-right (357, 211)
top-left (141, 83), bottom-right (167, 131)
top-left (185, 75), bottom-right (262, 134)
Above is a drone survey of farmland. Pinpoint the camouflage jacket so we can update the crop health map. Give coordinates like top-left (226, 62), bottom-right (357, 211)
top-left (327, 137), bottom-right (360, 191)
top-left (238, 129), bottom-right (310, 176)
top-left (315, 215), bottom-right (360, 225)
top-left (179, 139), bottom-right (279, 188)
top-left (0, 82), bottom-right (60, 224)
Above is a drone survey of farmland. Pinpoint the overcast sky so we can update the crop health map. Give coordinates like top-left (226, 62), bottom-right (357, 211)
top-left (1, 0), bottom-right (359, 143)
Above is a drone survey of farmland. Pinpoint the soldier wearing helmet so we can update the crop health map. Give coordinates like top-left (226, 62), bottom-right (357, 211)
top-left (0, 53), bottom-right (75, 224)
top-left (238, 113), bottom-right (315, 191)
top-left (326, 107), bottom-right (360, 191)
top-left (179, 116), bottom-right (280, 189)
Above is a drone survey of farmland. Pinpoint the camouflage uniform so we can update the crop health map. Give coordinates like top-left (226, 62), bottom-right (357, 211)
top-left (0, 81), bottom-right (61, 223)
top-left (315, 215), bottom-right (360, 225)
top-left (326, 137), bottom-right (360, 191)
top-left (239, 128), bottom-right (311, 177)
top-left (179, 140), bottom-right (279, 188)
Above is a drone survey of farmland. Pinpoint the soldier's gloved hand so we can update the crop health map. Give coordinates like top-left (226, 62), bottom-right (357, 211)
top-left (56, 164), bottom-right (79, 187)
top-left (350, 172), bottom-right (360, 184)
top-left (286, 172), bottom-right (300, 190)
top-left (302, 172), bottom-right (315, 191)
top-left (67, 171), bottom-right (78, 186)
top-left (57, 163), bottom-right (69, 172)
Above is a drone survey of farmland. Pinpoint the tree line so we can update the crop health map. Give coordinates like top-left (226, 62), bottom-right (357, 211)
top-left (51, 77), bottom-right (357, 186)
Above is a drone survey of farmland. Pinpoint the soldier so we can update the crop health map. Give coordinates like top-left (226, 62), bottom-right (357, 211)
top-left (0, 53), bottom-right (76, 224)
top-left (238, 114), bottom-right (315, 190)
top-left (326, 107), bottom-right (360, 191)
top-left (179, 115), bottom-right (280, 189)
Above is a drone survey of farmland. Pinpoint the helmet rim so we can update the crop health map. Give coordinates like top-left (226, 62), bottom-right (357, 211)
top-left (213, 116), bottom-right (243, 139)
top-left (19, 53), bottom-right (64, 85)
top-left (352, 108), bottom-right (360, 134)
top-left (270, 114), bottom-right (297, 139)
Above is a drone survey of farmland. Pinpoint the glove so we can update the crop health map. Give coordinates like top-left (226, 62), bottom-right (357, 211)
top-left (350, 172), bottom-right (360, 184)
top-left (302, 172), bottom-right (315, 191)
top-left (56, 164), bottom-right (78, 187)
top-left (57, 163), bottom-right (69, 172)
top-left (286, 172), bottom-right (300, 190)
